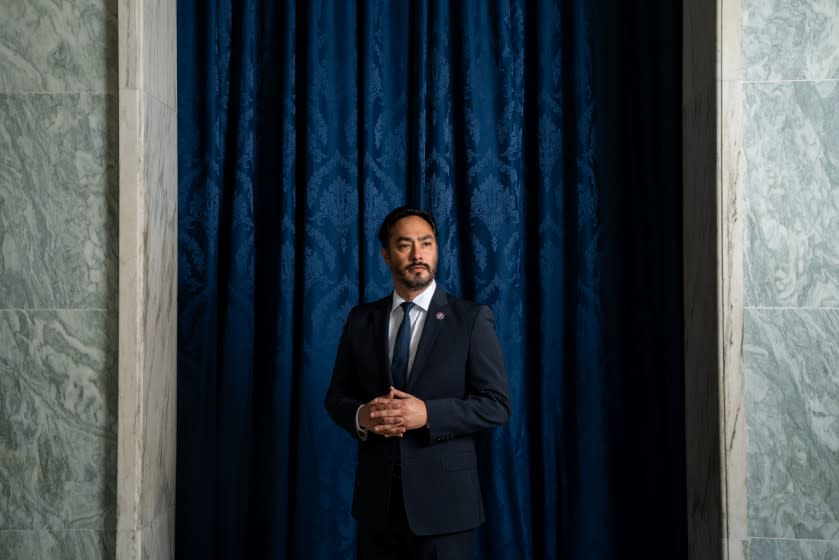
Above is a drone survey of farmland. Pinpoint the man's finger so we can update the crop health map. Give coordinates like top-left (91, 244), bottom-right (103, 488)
top-left (371, 414), bottom-right (404, 426)
top-left (377, 427), bottom-right (406, 438)
top-left (371, 408), bottom-right (403, 418)
top-left (369, 402), bottom-right (400, 413)
top-left (374, 422), bottom-right (405, 434)
top-left (390, 387), bottom-right (412, 399)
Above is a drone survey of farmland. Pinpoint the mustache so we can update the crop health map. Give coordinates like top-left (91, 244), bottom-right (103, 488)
top-left (403, 263), bottom-right (430, 272)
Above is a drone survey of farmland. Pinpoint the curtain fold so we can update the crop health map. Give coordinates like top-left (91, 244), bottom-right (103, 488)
top-left (177, 1), bottom-right (685, 558)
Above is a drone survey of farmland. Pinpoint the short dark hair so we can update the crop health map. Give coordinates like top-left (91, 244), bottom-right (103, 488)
top-left (377, 206), bottom-right (438, 248)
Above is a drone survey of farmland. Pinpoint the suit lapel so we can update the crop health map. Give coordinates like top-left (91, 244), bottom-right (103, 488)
top-left (406, 288), bottom-right (448, 392)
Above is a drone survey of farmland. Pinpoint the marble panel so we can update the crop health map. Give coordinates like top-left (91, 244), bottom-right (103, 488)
top-left (720, 1), bottom-right (750, 555)
top-left (115, 528), bottom-right (136, 560)
top-left (0, 531), bottom-right (41, 559)
top-left (118, 0), bottom-right (140, 92)
top-left (0, 0), bottom-right (117, 93)
top-left (116, 87), bottom-right (141, 549)
top-left (139, 506), bottom-right (174, 560)
top-left (118, 0), bottom-right (176, 108)
top-left (722, 75), bottom-right (749, 546)
top-left (117, 91), bottom-right (176, 560)
top-left (749, 537), bottom-right (839, 560)
top-left (743, 81), bottom-right (839, 307)
top-left (0, 310), bottom-right (116, 531)
top-left (143, 0), bottom-right (177, 108)
top-left (725, 537), bottom-right (749, 560)
top-left (721, 0), bottom-right (744, 82)
top-left (744, 0), bottom-right (839, 82)
top-left (117, 1), bottom-right (177, 556)
top-left (745, 309), bottom-right (839, 540)
top-left (139, 95), bottom-right (177, 526)
top-left (0, 529), bottom-right (115, 559)
top-left (0, 93), bottom-right (118, 310)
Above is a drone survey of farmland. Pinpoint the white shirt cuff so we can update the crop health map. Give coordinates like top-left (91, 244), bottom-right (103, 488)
top-left (355, 404), bottom-right (368, 441)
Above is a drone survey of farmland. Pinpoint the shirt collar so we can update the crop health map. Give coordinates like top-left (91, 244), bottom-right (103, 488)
top-left (391, 279), bottom-right (436, 313)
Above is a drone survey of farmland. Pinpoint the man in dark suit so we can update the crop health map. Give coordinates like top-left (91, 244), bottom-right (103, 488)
top-left (325, 207), bottom-right (511, 559)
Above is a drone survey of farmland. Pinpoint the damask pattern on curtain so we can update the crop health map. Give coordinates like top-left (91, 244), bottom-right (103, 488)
top-left (176, 1), bottom-right (685, 558)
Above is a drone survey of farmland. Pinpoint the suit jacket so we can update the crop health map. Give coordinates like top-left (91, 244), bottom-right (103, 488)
top-left (324, 287), bottom-right (511, 536)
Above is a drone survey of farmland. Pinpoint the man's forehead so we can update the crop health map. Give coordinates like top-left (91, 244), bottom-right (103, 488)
top-left (391, 216), bottom-right (434, 235)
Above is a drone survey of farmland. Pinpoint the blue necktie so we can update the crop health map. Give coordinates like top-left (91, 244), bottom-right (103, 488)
top-left (391, 301), bottom-right (415, 389)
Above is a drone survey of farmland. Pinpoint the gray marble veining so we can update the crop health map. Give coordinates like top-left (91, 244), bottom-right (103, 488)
top-left (0, 529), bottom-right (115, 560)
top-left (745, 0), bottom-right (839, 81)
top-left (139, 94), bottom-right (177, 526)
top-left (1, 0), bottom-right (120, 559)
top-left (119, 0), bottom-right (176, 108)
top-left (139, 506), bottom-right (174, 560)
top-left (142, 0), bottom-right (177, 108)
top-left (0, 310), bottom-right (116, 533)
top-left (0, 0), bottom-right (117, 93)
top-left (118, 12), bottom-right (178, 554)
top-left (745, 308), bottom-right (839, 540)
top-left (743, 81), bottom-right (839, 308)
top-left (749, 537), bottom-right (839, 560)
top-left (0, 93), bottom-right (118, 310)
top-left (740, 0), bottom-right (839, 555)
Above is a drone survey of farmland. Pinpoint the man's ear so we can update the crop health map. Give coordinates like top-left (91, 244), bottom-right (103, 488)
top-left (381, 247), bottom-right (390, 265)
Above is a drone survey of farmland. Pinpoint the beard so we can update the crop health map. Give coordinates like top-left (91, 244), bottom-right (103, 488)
top-left (394, 263), bottom-right (435, 291)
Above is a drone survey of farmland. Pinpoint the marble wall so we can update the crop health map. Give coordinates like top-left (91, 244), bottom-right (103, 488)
top-left (742, 0), bottom-right (839, 557)
top-left (116, 0), bottom-right (177, 559)
top-left (0, 1), bottom-right (118, 559)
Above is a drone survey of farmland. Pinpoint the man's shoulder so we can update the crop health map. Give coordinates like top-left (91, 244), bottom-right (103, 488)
top-left (435, 289), bottom-right (489, 317)
top-left (345, 294), bottom-right (390, 320)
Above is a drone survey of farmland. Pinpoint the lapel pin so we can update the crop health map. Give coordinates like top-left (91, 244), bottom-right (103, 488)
top-left (435, 312), bottom-right (445, 320)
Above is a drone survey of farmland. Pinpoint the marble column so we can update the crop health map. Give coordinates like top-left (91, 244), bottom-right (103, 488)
top-left (0, 1), bottom-right (118, 558)
top-left (720, 1), bottom-right (750, 559)
top-left (684, 0), bottom-right (757, 557)
top-left (116, 0), bottom-right (177, 559)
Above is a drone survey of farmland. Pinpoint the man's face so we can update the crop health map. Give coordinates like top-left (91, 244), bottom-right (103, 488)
top-left (382, 215), bottom-right (438, 292)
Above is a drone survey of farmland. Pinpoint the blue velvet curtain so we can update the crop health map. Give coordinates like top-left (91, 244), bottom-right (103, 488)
top-left (176, 1), bottom-right (685, 559)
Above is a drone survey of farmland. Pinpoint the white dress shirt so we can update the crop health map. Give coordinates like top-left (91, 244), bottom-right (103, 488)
top-left (387, 279), bottom-right (436, 377)
top-left (356, 280), bottom-right (437, 438)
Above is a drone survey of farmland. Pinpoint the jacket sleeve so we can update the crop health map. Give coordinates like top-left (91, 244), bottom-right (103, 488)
top-left (423, 305), bottom-right (511, 443)
top-left (323, 310), bottom-right (365, 439)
